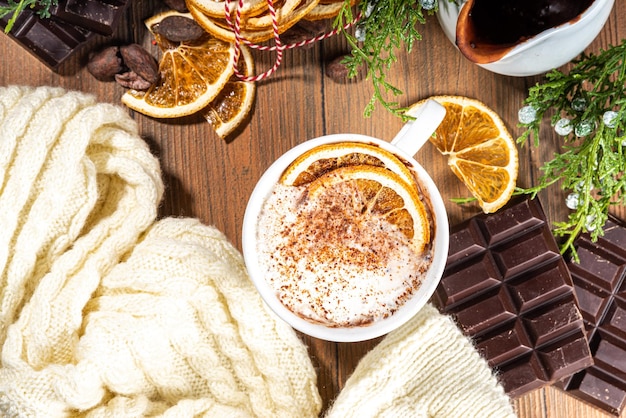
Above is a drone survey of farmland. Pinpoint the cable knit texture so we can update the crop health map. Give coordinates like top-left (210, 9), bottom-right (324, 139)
top-left (0, 85), bottom-right (515, 418)
top-left (0, 86), bottom-right (321, 417)
top-left (325, 303), bottom-right (517, 417)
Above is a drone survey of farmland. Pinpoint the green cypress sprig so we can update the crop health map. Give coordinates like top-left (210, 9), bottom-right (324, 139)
top-left (334, 0), bottom-right (437, 120)
top-left (517, 39), bottom-right (626, 261)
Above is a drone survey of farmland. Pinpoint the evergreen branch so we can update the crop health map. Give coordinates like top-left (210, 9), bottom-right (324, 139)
top-left (517, 39), bottom-right (626, 261)
top-left (334, 0), bottom-right (437, 120)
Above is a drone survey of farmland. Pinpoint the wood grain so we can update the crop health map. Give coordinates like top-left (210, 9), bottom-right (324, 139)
top-left (1, 2), bottom-right (625, 416)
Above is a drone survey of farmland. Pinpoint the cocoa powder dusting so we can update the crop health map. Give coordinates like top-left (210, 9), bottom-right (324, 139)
top-left (257, 178), bottom-right (432, 327)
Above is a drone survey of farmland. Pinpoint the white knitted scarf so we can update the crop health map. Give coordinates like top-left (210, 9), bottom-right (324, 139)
top-left (0, 86), bottom-right (516, 418)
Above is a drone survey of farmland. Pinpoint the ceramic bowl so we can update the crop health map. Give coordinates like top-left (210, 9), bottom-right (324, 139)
top-left (437, 0), bottom-right (615, 76)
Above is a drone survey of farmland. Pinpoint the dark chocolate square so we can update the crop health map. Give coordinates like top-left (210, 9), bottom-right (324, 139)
top-left (51, 0), bottom-right (128, 36)
top-left (432, 198), bottom-right (593, 398)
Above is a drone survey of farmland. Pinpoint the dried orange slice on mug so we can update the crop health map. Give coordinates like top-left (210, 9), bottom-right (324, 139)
top-left (306, 164), bottom-right (431, 254)
top-left (279, 141), bottom-right (418, 189)
top-left (411, 95), bottom-right (518, 214)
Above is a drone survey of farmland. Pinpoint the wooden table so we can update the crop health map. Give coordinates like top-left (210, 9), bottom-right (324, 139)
top-left (2, 1), bottom-right (625, 417)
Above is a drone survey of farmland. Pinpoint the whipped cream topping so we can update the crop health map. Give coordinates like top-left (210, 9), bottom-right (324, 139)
top-left (257, 180), bottom-right (432, 327)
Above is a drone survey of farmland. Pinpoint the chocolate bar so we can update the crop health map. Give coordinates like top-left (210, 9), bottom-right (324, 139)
top-left (432, 198), bottom-right (593, 398)
top-left (557, 216), bottom-right (626, 416)
top-left (0, 0), bottom-right (128, 69)
top-left (1, 8), bottom-right (94, 69)
top-left (50, 0), bottom-right (128, 36)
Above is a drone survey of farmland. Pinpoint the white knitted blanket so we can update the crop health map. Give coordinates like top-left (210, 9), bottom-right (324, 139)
top-left (0, 86), bottom-right (516, 418)
top-left (0, 86), bottom-right (321, 417)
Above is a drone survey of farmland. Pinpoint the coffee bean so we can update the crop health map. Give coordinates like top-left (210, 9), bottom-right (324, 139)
top-left (120, 44), bottom-right (160, 84)
top-left (87, 46), bottom-right (124, 81)
top-left (155, 15), bottom-right (205, 42)
top-left (115, 71), bottom-right (153, 90)
top-left (325, 55), bottom-right (365, 83)
top-left (162, 0), bottom-right (188, 12)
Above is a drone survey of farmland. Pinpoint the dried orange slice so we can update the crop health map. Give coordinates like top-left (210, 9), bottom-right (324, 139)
top-left (280, 141), bottom-right (418, 190)
top-left (188, 2), bottom-right (275, 43)
top-left (413, 95), bottom-right (518, 214)
top-left (188, 0), bottom-right (268, 18)
top-left (244, 0), bottom-right (302, 30)
top-left (304, 0), bottom-right (353, 20)
top-left (304, 2), bottom-right (344, 20)
top-left (203, 44), bottom-right (256, 138)
top-left (189, 0), bottom-right (319, 43)
top-left (306, 164), bottom-right (430, 254)
top-left (121, 11), bottom-right (236, 118)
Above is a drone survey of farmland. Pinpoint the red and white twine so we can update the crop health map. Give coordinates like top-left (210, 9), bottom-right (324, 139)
top-left (223, 0), bottom-right (361, 82)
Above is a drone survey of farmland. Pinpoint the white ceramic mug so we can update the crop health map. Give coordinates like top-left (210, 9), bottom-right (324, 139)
top-left (242, 101), bottom-right (449, 342)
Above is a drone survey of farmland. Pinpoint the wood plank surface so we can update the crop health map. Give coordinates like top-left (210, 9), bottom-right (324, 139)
top-left (2, 1), bottom-right (625, 416)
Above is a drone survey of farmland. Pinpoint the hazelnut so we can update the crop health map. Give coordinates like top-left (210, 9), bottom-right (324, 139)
top-left (325, 55), bottom-right (366, 83)
top-left (281, 20), bottom-right (332, 48)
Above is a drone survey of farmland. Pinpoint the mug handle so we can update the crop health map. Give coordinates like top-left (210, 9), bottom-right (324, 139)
top-left (391, 99), bottom-right (447, 157)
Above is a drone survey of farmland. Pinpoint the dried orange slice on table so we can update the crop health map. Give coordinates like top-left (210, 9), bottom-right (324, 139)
top-left (121, 11), bottom-right (238, 119)
top-left (411, 95), bottom-right (518, 214)
top-left (120, 10), bottom-right (256, 138)
top-left (189, 0), bottom-right (268, 18)
top-left (243, 0), bottom-right (303, 30)
top-left (203, 44), bottom-right (256, 138)
top-left (304, 0), bottom-right (355, 21)
top-left (188, 0), bottom-right (320, 43)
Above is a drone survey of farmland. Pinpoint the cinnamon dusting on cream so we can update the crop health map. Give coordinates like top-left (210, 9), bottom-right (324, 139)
top-left (257, 177), bottom-right (433, 327)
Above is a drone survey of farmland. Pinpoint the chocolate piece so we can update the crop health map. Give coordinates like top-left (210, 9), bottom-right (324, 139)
top-left (50, 0), bottom-right (128, 36)
top-left (1, 7), bottom-right (95, 69)
top-left (433, 198), bottom-right (592, 398)
top-left (557, 216), bottom-right (626, 416)
top-left (0, 0), bottom-right (128, 69)
top-left (87, 45), bottom-right (123, 80)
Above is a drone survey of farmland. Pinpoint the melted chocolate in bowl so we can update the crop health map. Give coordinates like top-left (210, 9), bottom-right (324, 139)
top-left (457, 0), bottom-right (594, 64)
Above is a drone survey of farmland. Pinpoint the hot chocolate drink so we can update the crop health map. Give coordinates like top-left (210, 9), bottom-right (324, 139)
top-left (255, 142), bottom-right (434, 328)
